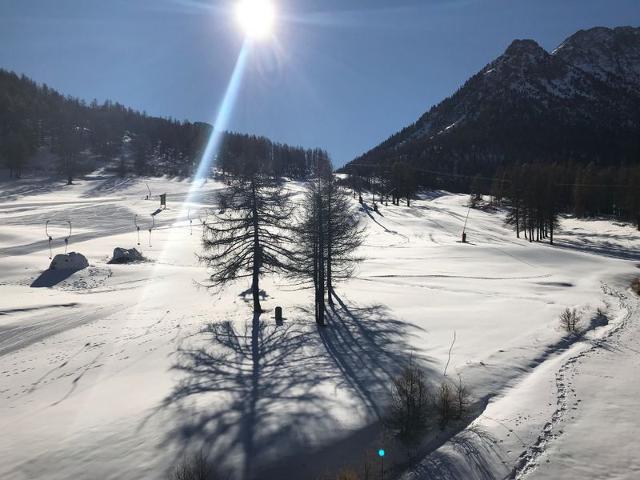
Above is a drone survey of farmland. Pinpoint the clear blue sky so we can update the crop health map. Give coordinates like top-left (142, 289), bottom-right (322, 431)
top-left (1, 0), bottom-right (639, 166)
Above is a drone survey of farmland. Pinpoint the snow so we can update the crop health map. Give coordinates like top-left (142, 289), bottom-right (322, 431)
top-left (0, 174), bottom-right (638, 480)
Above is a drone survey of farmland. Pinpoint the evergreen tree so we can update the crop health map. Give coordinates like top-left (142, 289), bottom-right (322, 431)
top-left (200, 174), bottom-right (295, 313)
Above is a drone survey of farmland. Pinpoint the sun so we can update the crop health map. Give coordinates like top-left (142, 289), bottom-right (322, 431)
top-left (235, 0), bottom-right (276, 40)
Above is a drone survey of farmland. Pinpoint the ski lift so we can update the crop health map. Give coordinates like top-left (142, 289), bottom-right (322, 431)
top-left (45, 220), bottom-right (53, 259)
top-left (199, 212), bottom-right (208, 236)
top-left (145, 183), bottom-right (151, 200)
top-left (134, 215), bottom-right (141, 246)
top-left (64, 220), bottom-right (72, 254)
top-left (148, 215), bottom-right (155, 247)
top-left (461, 204), bottom-right (471, 243)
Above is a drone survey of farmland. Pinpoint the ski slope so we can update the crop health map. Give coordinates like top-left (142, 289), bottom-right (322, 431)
top-left (0, 173), bottom-right (638, 480)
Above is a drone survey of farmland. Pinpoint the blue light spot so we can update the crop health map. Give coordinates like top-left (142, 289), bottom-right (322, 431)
top-left (378, 449), bottom-right (385, 457)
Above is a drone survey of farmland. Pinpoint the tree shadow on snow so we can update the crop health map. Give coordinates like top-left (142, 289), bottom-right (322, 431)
top-left (553, 230), bottom-right (640, 261)
top-left (152, 297), bottom-right (433, 480)
top-left (152, 313), bottom-right (336, 479)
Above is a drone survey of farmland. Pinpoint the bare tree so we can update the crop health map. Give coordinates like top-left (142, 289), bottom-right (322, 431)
top-left (290, 154), bottom-right (365, 324)
top-left (324, 175), bottom-right (365, 305)
top-left (200, 174), bottom-right (294, 313)
top-left (560, 307), bottom-right (580, 333)
top-left (387, 360), bottom-right (431, 442)
top-left (291, 169), bottom-right (329, 325)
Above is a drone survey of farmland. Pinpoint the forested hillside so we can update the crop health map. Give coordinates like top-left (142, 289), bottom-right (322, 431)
top-left (0, 69), bottom-right (320, 180)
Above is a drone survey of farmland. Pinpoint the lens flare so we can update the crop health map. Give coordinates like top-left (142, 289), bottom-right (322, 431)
top-left (194, 42), bottom-right (250, 182)
top-left (236, 0), bottom-right (275, 39)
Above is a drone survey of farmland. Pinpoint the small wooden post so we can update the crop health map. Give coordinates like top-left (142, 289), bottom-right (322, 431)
top-left (275, 306), bottom-right (283, 326)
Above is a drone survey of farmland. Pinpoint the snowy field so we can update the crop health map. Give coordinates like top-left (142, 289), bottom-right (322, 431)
top-left (1, 173), bottom-right (638, 480)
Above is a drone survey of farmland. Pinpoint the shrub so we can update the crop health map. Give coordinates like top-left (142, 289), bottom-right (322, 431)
top-left (169, 451), bottom-right (221, 480)
top-left (454, 376), bottom-right (470, 420)
top-left (631, 277), bottom-right (640, 296)
top-left (435, 380), bottom-right (456, 426)
top-left (560, 307), bottom-right (580, 333)
top-left (387, 360), bottom-right (430, 442)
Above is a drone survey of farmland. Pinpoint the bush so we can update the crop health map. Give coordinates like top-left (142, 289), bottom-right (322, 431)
top-left (435, 381), bottom-right (455, 426)
top-left (631, 277), bottom-right (640, 296)
top-left (169, 451), bottom-right (221, 480)
top-left (387, 361), bottom-right (430, 442)
top-left (454, 376), bottom-right (470, 420)
top-left (560, 307), bottom-right (580, 333)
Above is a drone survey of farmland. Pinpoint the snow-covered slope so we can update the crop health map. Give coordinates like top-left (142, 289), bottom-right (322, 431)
top-left (0, 174), bottom-right (638, 479)
top-left (554, 26), bottom-right (640, 92)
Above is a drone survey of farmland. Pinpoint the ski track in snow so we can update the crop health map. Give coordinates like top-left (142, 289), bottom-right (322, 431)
top-left (510, 285), bottom-right (637, 479)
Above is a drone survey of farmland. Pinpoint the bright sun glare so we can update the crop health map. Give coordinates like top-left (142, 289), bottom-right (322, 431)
top-left (236, 0), bottom-right (275, 39)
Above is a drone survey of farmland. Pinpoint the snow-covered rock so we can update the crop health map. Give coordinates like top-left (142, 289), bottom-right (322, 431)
top-left (49, 252), bottom-right (89, 271)
top-left (108, 247), bottom-right (144, 264)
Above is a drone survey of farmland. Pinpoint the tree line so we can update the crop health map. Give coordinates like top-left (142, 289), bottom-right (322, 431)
top-left (342, 158), bottom-right (640, 234)
top-left (0, 69), bottom-right (320, 180)
top-left (492, 163), bottom-right (640, 237)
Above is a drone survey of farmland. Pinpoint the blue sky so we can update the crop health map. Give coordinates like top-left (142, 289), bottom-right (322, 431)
top-left (1, 0), bottom-right (639, 166)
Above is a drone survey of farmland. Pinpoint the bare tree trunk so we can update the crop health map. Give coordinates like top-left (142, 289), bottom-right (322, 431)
top-left (317, 191), bottom-right (325, 326)
top-left (327, 187), bottom-right (334, 306)
top-left (250, 180), bottom-right (262, 313)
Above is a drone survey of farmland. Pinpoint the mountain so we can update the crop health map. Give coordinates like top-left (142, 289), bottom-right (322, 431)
top-left (344, 26), bottom-right (640, 188)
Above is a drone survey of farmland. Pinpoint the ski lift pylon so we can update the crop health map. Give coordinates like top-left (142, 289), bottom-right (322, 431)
top-left (45, 220), bottom-right (53, 259)
top-left (134, 215), bottom-right (141, 246)
top-left (64, 220), bottom-right (72, 254)
top-left (148, 215), bottom-right (155, 247)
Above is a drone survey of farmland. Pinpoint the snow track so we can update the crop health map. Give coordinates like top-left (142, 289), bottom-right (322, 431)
top-left (511, 285), bottom-right (636, 479)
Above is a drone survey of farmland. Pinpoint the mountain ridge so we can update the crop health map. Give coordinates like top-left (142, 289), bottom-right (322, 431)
top-left (344, 26), bottom-right (640, 183)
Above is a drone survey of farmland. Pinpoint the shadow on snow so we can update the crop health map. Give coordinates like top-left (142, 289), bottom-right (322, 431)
top-left (152, 295), bottom-right (433, 479)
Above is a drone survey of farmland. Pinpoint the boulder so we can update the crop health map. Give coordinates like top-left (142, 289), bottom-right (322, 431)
top-left (109, 247), bottom-right (144, 264)
top-left (49, 252), bottom-right (89, 271)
